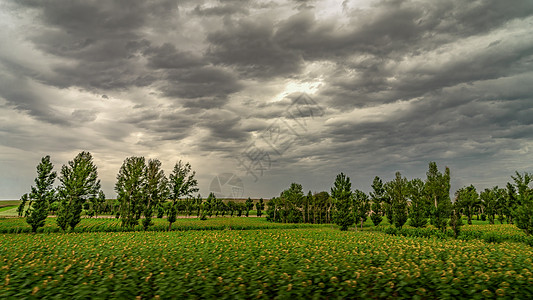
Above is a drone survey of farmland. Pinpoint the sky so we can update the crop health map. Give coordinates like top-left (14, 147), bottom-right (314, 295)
top-left (1, 0), bottom-right (533, 200)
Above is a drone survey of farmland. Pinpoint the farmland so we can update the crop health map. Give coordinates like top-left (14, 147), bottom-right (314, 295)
top-left (1, 218), bottom-right (533, 299)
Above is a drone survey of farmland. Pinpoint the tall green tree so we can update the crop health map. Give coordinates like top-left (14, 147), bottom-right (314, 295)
top-left (280, 183), bottom-right (304, 223)
top-left (256, 198), bottom-right (265, 217)
top-left (369, 176), bottom-right (385, 226)
top-left (26, 156), bottom-right (57, 233)
top-left (17, 193), bottom-right (28, 217)
top-left (408, 178), bottom-right (428, 228)
top-left (353, 189), bottom-right (370, 229)
top-left (512, 172), bottom-right (533, 235)
top-left (168, 160), bottom-right (198, 229)
top-left (331, 173), bottom-right (354, 231)
top-left (480, 187), bottom-right (498, 225)
top-left (115, 156), bottom-right (146, 228)
top-left (142, 159), bottom-right (168, 230)
top-left (425, 162), bottom-right (452, 232)
top-left (245, 197), bottom-right (254, 217)
top-left (449, 202), bottom-right (463, 238)
top-left (455, 185), bottom-right (479, 225)
top-left (57, 152), bottom-right (101, 231)
top-left (387, 172), bottom-right (409, 229)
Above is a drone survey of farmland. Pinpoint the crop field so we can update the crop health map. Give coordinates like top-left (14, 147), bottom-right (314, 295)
top-left (0, 217), bottom-right (328, 234)
top-left (1, 220), bottom-right (532, 299)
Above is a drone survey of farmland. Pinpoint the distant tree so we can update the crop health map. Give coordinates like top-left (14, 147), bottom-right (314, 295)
top-left (57, 152), bottom-right (101, 231)
top-left (449, 202), bottom-right (463, 238)
top-left (480, 187), bottom-right (498, 225)
top-left (17, 193), bottom-right (28, 217)
top-left (331, 173), bottom-right (354, 231)
top-left (408, 178), bottom-right (429, 228)
top-left (115, 156), bottom-right (146, 229)
top-left (369, 176), bottom-right (385, 226)
top-left (142, 159), bottom-right (168, 230)
top-left (280, 183), bottom-right (304, 223)
top-left (204, 192), bottom-right (216, 218)
top-left (505, 182), bottom-right (518, 224)
top-left (353, 189), bottom-right (370, 230)
top-left (195, 194), bottom-right (203, 218)
top-left (455, 185), bottom-right (479, 225)
top-left (256, 198), bottom-right (265, 217)
top-left (227, 200), bottom-right (236, 217)
top-left (89, 190), bottom-right (106, 218)
top-left (26, 156), bottom-right (57, 233)
top-left (313, 191), bottom-right (330, 224)
top-left (425, 162), bottom-right (452, 232)
top-left (512, 172), bottom-right (533, 235)
top-left (168, 160), bottom-right (199, 230)
top-left (245, 197), bottom-right (254, 217)
top-left (387, 172), bottom-right (409, 229)
top-left (236, 202), bottom-right (244, 217)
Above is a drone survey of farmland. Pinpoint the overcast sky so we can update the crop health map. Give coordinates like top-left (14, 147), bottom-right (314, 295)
top-left (1, 0), bottom-right (533, 200)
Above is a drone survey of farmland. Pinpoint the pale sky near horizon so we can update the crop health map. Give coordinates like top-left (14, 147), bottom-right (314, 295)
top-left (1, 0), bottom-right (533, 199)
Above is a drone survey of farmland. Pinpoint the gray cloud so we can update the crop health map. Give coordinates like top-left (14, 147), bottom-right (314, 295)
top-left (1, 0), bottom-right (533, 199)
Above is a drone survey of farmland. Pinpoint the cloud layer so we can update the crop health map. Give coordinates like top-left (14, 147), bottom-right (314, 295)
top-left (1, 0), bottom-right (533, 199)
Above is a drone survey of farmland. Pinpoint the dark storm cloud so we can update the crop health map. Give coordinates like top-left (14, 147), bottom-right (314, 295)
top-left (12, 0), bottom-right (177, 91)
top-left (192, 1), bottom-right (249, 16)
top-left (145, 43), bottom-right (205, 70)
top-left (2, 0), bottom-right (533, 199)
top-left (207, 17), bottom-right (303, 78)
top-left (161, 66), bottom-right (242, 100)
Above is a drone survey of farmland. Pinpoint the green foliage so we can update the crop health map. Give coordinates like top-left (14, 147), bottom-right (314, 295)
top-left (408, 178), bottom-right (428, 228)
top-left (369, 176), bottom-right (385, 226)
top-left (425, 162), bottom-right (451, 232)
top-left (17, 193), bottom-right (28, 217)
top-left (386, 172), bottom-right (409, 229)
top-left (115, 156), bottom-right (146, 229)
top-left (455, 185), bottom-right (479, 225)
top-left (449, 203), bottom-right (463, 238)
top-left (353, 189), bottom-right (370, 229)
top-left (480, 187), bottom-right (500, 225)
top-left (331, 173), bottom-right (354, 231)
top-left (245, 197), bottom-right (253, 217)
top-left (168, 160), bottom-right (198, 227)
top-left (142, 159), bottom-right (168, 230)
top-left (57, 151), bottom-right (101, 231)
top-left (26, 156), bottom-right (56, 233)
top-left (512, 172), bottom-right (533, 235)
top-left (256, 198), bottom-right (265, 217)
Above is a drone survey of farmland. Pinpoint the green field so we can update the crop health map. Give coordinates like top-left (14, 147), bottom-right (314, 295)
top-left (0, 217), bottom-right (532, 299)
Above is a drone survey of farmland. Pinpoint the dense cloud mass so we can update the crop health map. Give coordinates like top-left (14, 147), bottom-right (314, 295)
top-left (1, 0), bottom-right (532, 199)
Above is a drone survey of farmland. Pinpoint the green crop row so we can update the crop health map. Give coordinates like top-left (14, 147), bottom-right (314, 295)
top-left (376, 224), bottom-right (533, 246)
top-left (0, 217), bottom-right (329, 234)
top-left (1, 228), bottom-right (532, 299)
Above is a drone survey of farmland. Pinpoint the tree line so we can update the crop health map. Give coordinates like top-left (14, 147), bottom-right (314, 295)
top-left (266, 162), bottom-right (533, 236)
top-left (18, 152), bottom-right (265, 232)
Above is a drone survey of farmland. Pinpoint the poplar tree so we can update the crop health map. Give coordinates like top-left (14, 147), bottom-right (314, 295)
top-left (115, 156), bottom-right (146, 228)
top-left (142, 159), bottom-right (168, 230)
top-left (511, 172), bottom-right (533, 235)
top-left (256, 198), bottom-right (265, 217)
top-left (331, 172), bottom-right (354, 231)
top-left (245, 197), bottom-right (253, 217)
top-left (388, 172), bottom-right (409, 229)
top-left (425, 162), bottom-right (451, 232)
top-left (455, 185), bottom-right (478, 225)
top-left (168, 160), bottom-right (198, 230)
top-left (408, 178), bottom-right (428, 228)
top-left (369, 176), bottom-right (385, 226)
top-left (26, 156), bottom-right (56, 233)
top-left (57, 151), bottom-right (101, 231)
